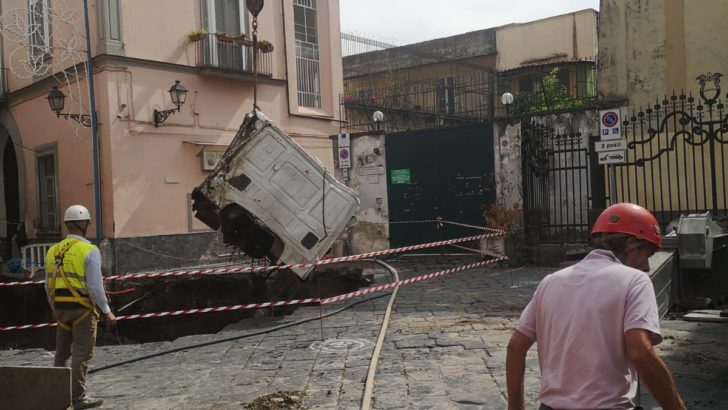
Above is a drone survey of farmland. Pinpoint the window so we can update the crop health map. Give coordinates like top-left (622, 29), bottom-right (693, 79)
top-left (28, 0), bottom-right (51, 61)
top-left (36, 150), bottom-right (59, 232)
top-left (202, 0), bottom-right (249, 70)
top-left (97, 0), bottom-right (124, 55)
top-left (576, 66), bottom-right (596, 98)
top-left (294, 0), bottom-right (321, 108)
top-left (518, 77), bottom-right (534, 93)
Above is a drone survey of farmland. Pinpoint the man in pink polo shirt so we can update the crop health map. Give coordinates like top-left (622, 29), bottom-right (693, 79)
top-left (506, 203), bottom-right (685, 410)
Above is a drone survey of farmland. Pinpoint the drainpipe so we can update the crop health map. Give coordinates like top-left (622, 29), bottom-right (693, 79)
top-left (83, 0), bottom-right (103, 243)
top-left (280, 0), bottom-right (293, 117)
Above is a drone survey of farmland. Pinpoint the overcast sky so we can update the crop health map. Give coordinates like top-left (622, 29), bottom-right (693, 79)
top-left (340, 0), bottom-right (600, 46)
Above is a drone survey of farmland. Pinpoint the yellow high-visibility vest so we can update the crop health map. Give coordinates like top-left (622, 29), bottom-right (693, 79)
top-left (45, 238), bottom-right (97, 312)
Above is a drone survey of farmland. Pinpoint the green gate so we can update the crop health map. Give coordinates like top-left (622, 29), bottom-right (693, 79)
top-left (386, 125), bottom-right (495, 248)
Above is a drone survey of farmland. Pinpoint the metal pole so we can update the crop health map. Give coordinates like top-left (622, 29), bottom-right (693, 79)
top-left (609, 164), bottom-right (617, 205)
top-left (82, 0), bottom-right (102, 243)
top-left (252, 17), bottom-right (258, 110)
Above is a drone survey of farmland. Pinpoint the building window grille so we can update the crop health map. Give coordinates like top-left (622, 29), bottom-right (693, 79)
top-left (28, 0), bottom-right (51, 61)
top-left (294, 0), bottom-right (321, 108)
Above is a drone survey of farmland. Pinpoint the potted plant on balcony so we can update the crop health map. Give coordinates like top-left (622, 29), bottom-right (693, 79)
top-left (235, 33), bottom-right (254, 47)
top-left (186, 28), bottom-right (208, 43)
top-left (257, 39), bottom-right (274, 53)
top-left (215, 32), bottom-right (235, 43)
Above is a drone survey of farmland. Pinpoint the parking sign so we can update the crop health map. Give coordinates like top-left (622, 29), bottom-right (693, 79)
top-left (599, 109), bottom-right (622, 141)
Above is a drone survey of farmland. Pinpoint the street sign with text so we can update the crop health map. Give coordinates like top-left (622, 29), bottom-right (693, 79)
top-left (598, 150), bottom-right (627, 165)
top-left (594, 139), bottom-right (628, 153)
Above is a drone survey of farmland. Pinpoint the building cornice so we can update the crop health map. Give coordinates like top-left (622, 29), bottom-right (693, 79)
top-left (4, 54), bottom-right (286, 106)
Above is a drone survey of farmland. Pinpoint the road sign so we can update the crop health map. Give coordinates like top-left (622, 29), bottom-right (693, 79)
top-left (338, 147), bottom-right (351, 168)
top-left (594, 139), bottom-right (628, 153)
top-left (599, 109), bottom-right (622, 141)
top-left (597, 150), bottom-right (627, 165)
top-left (337, 133), bottom-right (350, 148)
top-left (499, 136), bottom-right (510, 154)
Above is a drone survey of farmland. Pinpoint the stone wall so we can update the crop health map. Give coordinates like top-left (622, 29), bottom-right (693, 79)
top-left (333, 133), bottom-right (389, 255)
top-left (102, 231), bottom-right (223, 275)
top-left (343, 29), bottom-right (497, 78)
top-left (598, 0), bottom-right (728, 109)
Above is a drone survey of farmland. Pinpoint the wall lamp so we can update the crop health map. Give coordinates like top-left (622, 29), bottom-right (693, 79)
top-left (47, 86), bottom-right (93, 128)
top-left (153, 80), bottom-right (189, 127)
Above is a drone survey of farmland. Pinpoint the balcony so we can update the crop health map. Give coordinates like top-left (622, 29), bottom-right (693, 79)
top-left (194, 34), bottom-right (272, 78)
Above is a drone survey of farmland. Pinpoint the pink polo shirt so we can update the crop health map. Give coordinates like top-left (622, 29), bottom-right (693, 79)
top-left (517, 249), bottom-right (662, 409)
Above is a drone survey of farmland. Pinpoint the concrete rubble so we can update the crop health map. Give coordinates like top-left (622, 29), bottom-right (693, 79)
top-left (1, 255), bottom-right (727, 409)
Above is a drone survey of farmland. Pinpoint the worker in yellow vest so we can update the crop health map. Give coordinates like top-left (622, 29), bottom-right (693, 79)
top-left (45, 204), bottom-right (116, 410)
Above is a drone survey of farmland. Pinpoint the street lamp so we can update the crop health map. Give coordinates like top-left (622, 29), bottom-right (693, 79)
top-left (47, 86), bottom-right (93, 128)
top-left (246, 0), bottom-right (264, 17)
top-left (501, 92), bottom-right (514, 117)
top-left (153, 80), bottom-right (189, 127)
top-left (246, 0), bottom-right (264, 110)
top-left (372, 110), bottom-right (384, 132)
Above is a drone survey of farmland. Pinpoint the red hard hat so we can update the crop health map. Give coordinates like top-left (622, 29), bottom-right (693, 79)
top-left (591, 203), bottom-right (662, 248)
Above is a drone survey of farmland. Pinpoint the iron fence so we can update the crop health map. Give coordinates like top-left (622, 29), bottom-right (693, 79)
top-left (342, 73), bottom-right (493, 133)
top-left (195, 34), bottom-right (272, 77)
top-left (610, 72), bottom-right (728, 226)
top-left (522, 122), bottom-right (592, 244)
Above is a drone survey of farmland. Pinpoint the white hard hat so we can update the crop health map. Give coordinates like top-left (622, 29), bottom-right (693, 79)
top-left (64, 205), bottom-right (91, 222)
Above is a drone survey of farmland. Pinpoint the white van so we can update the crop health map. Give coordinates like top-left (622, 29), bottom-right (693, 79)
top-left (192, 111), bottom-right (359, 279)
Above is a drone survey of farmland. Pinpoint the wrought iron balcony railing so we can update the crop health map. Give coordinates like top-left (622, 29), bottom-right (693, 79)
top-left (194, 34), bottom-right (272, 77)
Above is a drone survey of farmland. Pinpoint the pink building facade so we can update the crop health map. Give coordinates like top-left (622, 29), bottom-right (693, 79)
top-left (0, 0), bottom-right (343, 273)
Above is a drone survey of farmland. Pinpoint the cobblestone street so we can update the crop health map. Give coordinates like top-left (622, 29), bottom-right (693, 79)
top-left (2, 255), bottom-right (728, 409)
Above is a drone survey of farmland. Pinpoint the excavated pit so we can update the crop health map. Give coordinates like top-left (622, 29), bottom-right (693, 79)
top-left (0, 263), bottom-right (373, 350)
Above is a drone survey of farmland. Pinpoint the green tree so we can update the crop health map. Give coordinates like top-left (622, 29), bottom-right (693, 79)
top-left (513, 67), bottom-right (582, 114)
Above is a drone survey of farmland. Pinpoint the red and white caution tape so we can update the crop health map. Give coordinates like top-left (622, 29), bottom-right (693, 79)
top-left (321, 257), bottom-right (507, 304)
top-left (441, 220), bottom-right (504, 234)
top-left (0, 255), bottom-right (508, 332)
top-left (0, 232), bottom-right (504, 288)
top-left (448, 244), bottom-right (505, 259)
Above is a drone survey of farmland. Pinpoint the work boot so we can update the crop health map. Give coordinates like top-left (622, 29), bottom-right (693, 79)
top-left (72, 396), bottom-right (104, 409)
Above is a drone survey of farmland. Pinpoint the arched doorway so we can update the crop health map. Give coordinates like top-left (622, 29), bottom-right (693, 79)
top-left (1, 134), bottom-right (21, 259)
top-left (0, 112), bottom-right (26, 262)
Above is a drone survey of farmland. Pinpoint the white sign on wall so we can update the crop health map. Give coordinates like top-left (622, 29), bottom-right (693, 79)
top-left (499, 136), bottom-right (510, 154)
top-left (599, 109), bottom-right (622, 141)
top-left (337, 133), bottom-right (351, 168)
top-left (338, 147), bottom-right (351, 168)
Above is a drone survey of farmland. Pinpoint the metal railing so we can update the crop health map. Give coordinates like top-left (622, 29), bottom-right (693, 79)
top-left (21, 243), bottom-right (54, 278)
top-left (342, 73), bottom-right (493, 133)
top-left (195, 34), bottom-right (272, 77)
top-left (611, 73), bottom-right (728, 226)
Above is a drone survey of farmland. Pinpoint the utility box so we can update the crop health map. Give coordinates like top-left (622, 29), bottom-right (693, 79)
top-left (677, 213), bottom-right (726, 270)
top-left (192, 110), bottom-right (359, 279)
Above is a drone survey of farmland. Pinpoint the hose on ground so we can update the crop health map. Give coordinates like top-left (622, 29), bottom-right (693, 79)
top-left (91, 260), bottom-right (398, 374)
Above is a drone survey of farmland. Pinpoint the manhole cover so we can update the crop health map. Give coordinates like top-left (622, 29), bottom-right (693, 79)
top-left (309, 338), bottom-right (374, 353)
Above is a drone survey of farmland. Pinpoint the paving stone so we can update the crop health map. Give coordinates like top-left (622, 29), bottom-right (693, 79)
top-left (2, 258), bottom-right (725, 409)
top-left (394, 335), bottom-right (436, 349)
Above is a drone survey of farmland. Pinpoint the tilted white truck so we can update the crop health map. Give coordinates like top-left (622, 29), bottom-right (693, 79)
top-left (191, 111), bottom-right (359, 279)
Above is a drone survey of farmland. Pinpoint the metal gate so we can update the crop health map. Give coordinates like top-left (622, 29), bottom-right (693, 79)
top-left (522, 122), bottom-right (593, 244)
top-left (609, 72), bottom-right (728, 226)
top-left (386, 125), bottom-right (495, 248)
